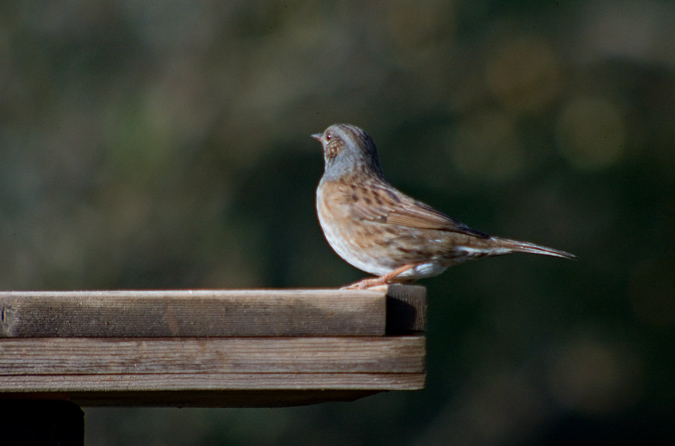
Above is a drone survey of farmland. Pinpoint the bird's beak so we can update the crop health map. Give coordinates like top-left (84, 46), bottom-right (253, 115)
top-left (311, 133), bottom-right (323, 142)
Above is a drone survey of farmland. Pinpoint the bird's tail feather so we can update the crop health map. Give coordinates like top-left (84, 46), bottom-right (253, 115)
top-left (491, 237), bottom-right (576, 260)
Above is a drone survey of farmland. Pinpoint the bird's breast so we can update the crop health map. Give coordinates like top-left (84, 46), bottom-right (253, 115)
top-left (317, 180), bottom-right (397, 276)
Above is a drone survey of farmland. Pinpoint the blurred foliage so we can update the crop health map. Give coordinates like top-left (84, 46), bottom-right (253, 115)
top-left (2, 0), bottom-right (674, 444)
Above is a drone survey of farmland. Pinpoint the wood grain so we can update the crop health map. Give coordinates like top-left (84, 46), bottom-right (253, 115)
top-left (0, 286), bottom-right (426, 337)
top-left (0, 372), bottom-right (425, 392)
top-left (0, 336), bottom-right (424, 375)
top-left (0, 286), bottom-right (428, 407)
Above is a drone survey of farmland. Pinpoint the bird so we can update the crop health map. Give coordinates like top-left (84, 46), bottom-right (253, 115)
top-left (312, 123), bottom-right (575, 290)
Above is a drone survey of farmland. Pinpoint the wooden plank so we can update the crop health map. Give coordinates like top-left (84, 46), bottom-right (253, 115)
top-left (0, 286), bottom-right (427, 337)
top-left (0, 286), bottom-right (428, 407)
top-left (0, 289), bottom-right (386, 337)
top-left (0, 372), bottom-right (426, 392)
top-left (0, 336), bottom-right (424, 375)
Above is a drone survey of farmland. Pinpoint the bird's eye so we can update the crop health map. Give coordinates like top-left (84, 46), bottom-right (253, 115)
top-left (325, 132), bottom-right (332, 141)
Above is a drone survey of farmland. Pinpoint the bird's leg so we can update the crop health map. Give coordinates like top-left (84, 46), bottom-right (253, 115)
top-left (341, 264), bottom-right (416, 290)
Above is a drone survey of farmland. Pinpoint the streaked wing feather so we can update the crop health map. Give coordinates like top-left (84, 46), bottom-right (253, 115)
top-left (387, 202), bottom-right (489, 238)
top-left (351, 184), bottom-right (489, 238)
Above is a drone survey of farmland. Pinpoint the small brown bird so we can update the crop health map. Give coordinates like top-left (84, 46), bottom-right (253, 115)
top-left (313, 124), bottom-right (575, 289)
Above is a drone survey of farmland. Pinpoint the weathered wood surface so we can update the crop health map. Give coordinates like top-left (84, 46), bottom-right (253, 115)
top-left (0, 336), bottom-right (425, 375)
top-left (0, 285), bottom-right (426, 337)
top-left (0, 336), bottom-right (426, 406)
top-left (0, 285), bottom-right (427, 407)
top-left (0, 372), bottom-right (425, 392)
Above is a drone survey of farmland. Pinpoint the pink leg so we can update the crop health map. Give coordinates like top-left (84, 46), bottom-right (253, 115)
top-left (341, 264), bottom-right (416, 290)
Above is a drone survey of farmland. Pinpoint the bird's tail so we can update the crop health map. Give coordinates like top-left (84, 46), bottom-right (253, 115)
top-left (490, 237), bottom-right (576, 260)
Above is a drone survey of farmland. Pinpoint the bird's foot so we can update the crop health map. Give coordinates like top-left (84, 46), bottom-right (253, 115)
top-left (340, 264), bottom-right (416, 290)
top-left (340, 277), bottom-right (389, 290)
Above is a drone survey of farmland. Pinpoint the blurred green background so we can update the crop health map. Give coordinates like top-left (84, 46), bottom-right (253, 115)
top-left (2, 0), bottom-right (674, 444)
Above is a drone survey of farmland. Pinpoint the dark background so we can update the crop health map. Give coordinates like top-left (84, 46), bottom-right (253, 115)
top-left (2, 1), bottom-right (674, 444)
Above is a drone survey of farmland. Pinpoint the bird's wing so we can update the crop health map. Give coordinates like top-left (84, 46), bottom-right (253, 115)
top-left (351, 183), bottom-right (489, 238)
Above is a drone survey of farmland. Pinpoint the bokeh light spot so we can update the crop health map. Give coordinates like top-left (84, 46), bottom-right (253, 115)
top-left (548, 338), bottom-right (642, 415)
top-left (556, 96), bottom-right (625, 169)
top-left (448, 109), bottom-right (525, 181)
top-left (485, 36), bottom-right (561, 112)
